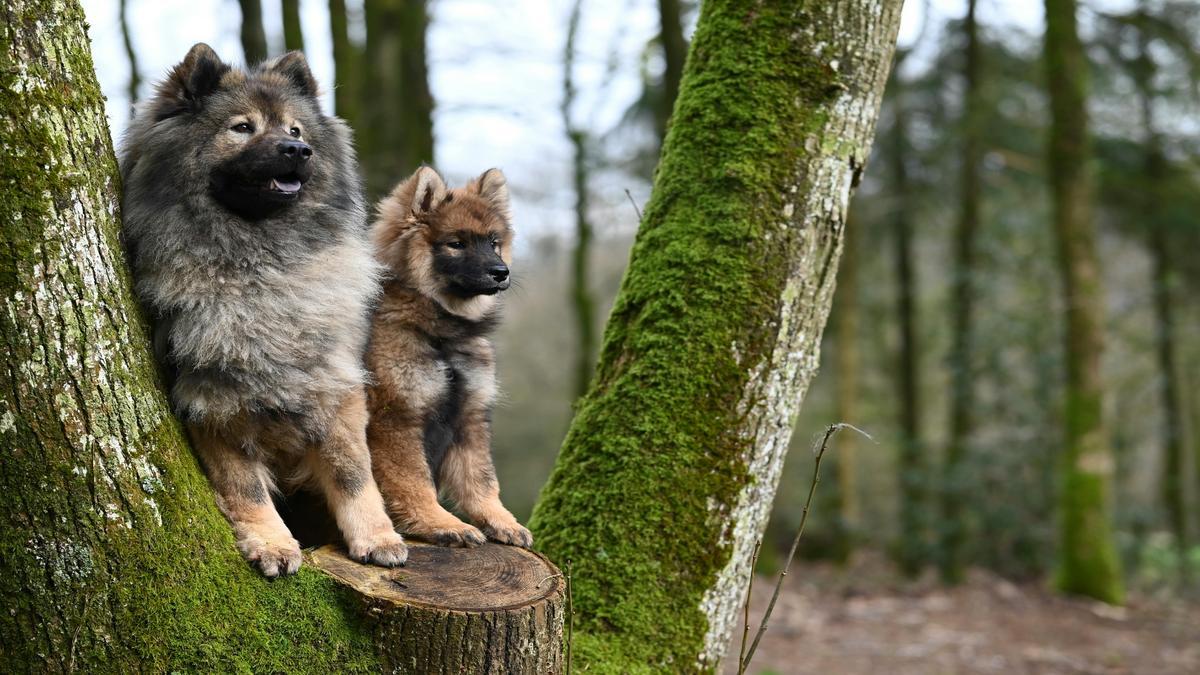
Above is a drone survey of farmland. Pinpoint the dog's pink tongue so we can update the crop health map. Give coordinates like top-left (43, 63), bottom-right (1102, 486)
top-left (271, 177), bottom-right (302, 193)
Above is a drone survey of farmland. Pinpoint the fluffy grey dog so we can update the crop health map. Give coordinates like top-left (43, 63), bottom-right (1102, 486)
top-left (120, 43), bottom-right (407, 577)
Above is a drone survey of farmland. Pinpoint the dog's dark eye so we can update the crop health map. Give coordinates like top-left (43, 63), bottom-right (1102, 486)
top-left (231, 122), bottom-right (254, 134)
top-left (444, 240), bottom-right (465, 250)
top-left (289, 127), bottom-right (302, 138)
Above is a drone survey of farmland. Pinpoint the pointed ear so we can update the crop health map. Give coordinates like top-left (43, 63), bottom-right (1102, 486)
top-left (472, 168), bottom-right (512, 221)
top-left (159, 43), bottom-right (229, 111)
top-left (264, 51), bottom-right (319, 97)
top-left (385, 166), bottom-right (448, 221)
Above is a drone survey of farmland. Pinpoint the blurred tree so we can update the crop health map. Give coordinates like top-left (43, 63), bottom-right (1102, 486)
top-left (237, 0), bottom-right (269, 64)
top-left (887, 61), bottom-right (930, 578)
top-left (328, 0), bottom-right (361, 129)
top-left (530, 0), bottom-right (903, 668)
top-left (282, 0), bottom-right (305, 52)
top-left (362, 0), bottom-right (434, 198)
top-left (118, 0), bottom-right (139, 102)
top-left (1092, 0), bottom-right (1200, 570)
top-left (1043, 0), bottom-right (1124, 604)
top-left (562, 0), bottom-right (597, 398)
top-left (655, 0), bottom-right (686, 145)
top-left (940, 0), bottom-right (982, 585)
top-left (829, 209), bottom-right (862, 564)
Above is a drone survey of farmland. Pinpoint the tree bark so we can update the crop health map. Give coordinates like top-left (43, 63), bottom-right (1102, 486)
top-left (655, 0), bottom-right (687, 146)
top-left (282, 0), bottom-right (305, 53)
top-left (940, 0), bottom-right (982, 585)
top-left (328, 0), bottom-right (361, 130)
top-left (529, 0), bottom-right (902, 669)
top-left (563, 0), bottom-right (597, 399)
top-left (889, 64), bottom-right (929, 578)
top-left (237, 0), bottom-right (269, 64)
top-left (1043, 0), bottom-right (1124, 605)
top-left (0, 3), bottom-right (561, 670)
top-left (363, 0), bottom-right (434, 199)
top-left (311, 544), bottom-right (564, 673)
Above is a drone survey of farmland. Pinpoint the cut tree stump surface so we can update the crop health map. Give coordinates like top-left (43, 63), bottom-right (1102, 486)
top-left (311, 542), bottom-right (564, 674)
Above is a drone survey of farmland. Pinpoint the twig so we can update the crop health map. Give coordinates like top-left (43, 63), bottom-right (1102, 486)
top-left (736, 540), bottom-right (762, 675)
top-left (624, 189), bottom-right (643, 222)
top-left (537, 572), bottom-right (563, 589)
top-left (565, 558), bottom-right (575, 675)
top-left (740, 423), bottom-right (868, 670)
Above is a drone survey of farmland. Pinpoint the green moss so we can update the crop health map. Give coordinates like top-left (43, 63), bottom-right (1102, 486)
top-left (530, 1), bottom-right (852, 670)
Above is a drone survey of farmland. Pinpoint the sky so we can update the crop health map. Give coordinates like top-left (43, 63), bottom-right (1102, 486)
top-left (78, 0), bottom-right (1128, 242)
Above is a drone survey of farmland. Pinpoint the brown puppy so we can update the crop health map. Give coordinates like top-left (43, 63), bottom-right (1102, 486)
top-left (366, 167), bottom-right (532, 548)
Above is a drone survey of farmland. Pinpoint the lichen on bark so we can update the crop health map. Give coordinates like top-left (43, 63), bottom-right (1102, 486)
top-left (529, 1), bottom-right (903, 670)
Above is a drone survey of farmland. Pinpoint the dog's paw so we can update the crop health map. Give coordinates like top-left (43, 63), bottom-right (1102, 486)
top-left (413, 522), bottom-right (487, 548)
top-left (481, 522), bottom-right (534, 549)
top-left (239, 537), bottom-right (303, 578)
top-left (348, 530), bottom-right (409, 568)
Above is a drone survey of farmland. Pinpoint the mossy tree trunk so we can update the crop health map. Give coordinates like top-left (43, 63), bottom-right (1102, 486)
top-left (0, 4), bottom-right (561, 671)
top-left (363, 0), bottom-right (434, 198)
top-left (1043, 0), bottom-right (1124, 605)
top-left (529, 0), bottom-right (902, 670)
top-left (237, 0), bottom-right (269, 64)
top-left (282, 0), bottom-right (305, 53)
top-left (940, 0), bottom-right (982, 585)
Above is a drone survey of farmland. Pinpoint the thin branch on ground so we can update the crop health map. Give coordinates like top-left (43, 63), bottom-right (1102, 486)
top-left (740, 423), bottom-right (872, 671)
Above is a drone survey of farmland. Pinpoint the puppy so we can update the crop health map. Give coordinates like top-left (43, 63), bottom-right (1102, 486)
top-left (366, 167), bottom-right (532, 548)
top-left (119, 43), bottom-right (407, 576)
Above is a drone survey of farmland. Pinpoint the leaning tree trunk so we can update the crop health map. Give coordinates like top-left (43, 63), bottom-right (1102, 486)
top-left (0, 4), bottom-right (561, 671)
top-left (1043, 0), bottom-right (1124, 605)
top-left (529, 0), bottom-right (902, 670)
top-left (940, 0), bottom-right (982, 585)
top-left (237, 0), bottom-right (269, 64)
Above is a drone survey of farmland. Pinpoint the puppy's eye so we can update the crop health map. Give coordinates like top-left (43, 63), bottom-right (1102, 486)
top-left (444, 240), bottom-right (465, 250)
top-left (231, 122), bottom-right (254, 134)
top-left (289, 127), bottom-right (302, 138)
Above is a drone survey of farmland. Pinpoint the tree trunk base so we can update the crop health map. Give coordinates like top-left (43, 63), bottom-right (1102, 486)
top-left (311, 542), bottom-right (564, 674)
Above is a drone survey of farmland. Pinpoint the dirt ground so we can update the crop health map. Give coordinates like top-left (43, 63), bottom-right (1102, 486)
top-left (724, 555), bottom-right (1200, 675)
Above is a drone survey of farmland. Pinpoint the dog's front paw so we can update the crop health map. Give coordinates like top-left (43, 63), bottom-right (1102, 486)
top-left (239, 536), bottom-right (303, 578)
top-left (348, 530), bottom-right (409, 567)
top-left (481, 522), bottom-right (533, 549)
top-left (411, 521), bottom-right (487, 548)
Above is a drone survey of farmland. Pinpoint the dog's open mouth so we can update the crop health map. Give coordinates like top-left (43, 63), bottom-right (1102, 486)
top-left (267, 174), bottom-right (304, 195)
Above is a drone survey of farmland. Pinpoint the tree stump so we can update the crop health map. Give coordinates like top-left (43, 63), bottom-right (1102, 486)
top-left (311, 543), bottom-right (564, 674)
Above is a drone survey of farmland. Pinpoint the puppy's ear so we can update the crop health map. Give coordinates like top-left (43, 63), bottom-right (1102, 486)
top-left (395, 166), bottom-right (449, 218)
top-left (158, 43), bottom-right (230, 113)
top-left (472, 168), bottom-right (512, 221)
top-left (264, 51), bottom-right (319, 98)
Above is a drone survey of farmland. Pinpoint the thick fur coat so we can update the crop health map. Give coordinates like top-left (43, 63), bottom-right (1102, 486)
top-left (120, 43), bottom-right (406, 576)
top-left (367, 167), bottom-right (532, 548)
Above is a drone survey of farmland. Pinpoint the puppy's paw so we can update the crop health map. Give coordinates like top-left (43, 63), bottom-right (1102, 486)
top-left (239, 537), bottom-right (303, 578)
top-left (412, 521), bottom-right (487, 548)
top-left (348, 530), bottom-right (409, 568)
top-left (481, 522), bottom-right (534, 549)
